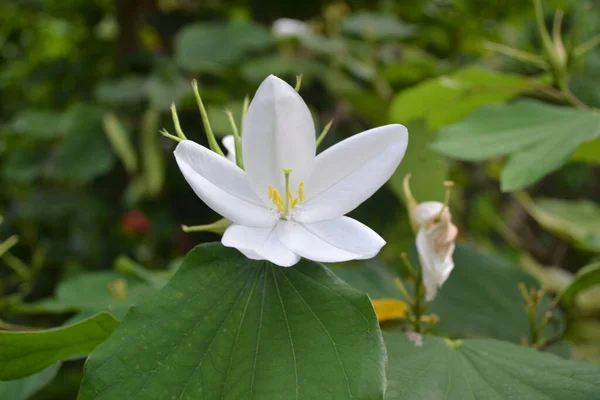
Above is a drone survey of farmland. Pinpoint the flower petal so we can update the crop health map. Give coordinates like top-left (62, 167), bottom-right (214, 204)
top-left (174, 140), bottom-right (277, 228)
top-left (414, 201), bottom-right (444, 225)
top-left (276, 217), bottom-right (385, 262)
top-left (242, 75), bottom-right (316, 204)
top-left (222, 224), bottom-right (300, 267)
top-left (297, 124), bottom-right (408, 223)
top-left (221, 135), bottom-right (236, 163)
top-left (417, 228), bottom-right (455, 302)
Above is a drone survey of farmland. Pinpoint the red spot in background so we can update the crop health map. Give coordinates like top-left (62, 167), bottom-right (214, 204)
top-left (120, 210), bottom-right (152, 236)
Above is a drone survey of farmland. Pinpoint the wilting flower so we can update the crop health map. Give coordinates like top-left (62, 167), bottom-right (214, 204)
top-left (272, 18), bottom-right (312, 39)
top-left (174, 75), bottom-right (408, 267)
top-left (414, 201), bottom-right (458, 301)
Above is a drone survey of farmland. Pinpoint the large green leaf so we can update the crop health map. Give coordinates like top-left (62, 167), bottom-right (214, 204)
top-left (390, 67), bottom-right (534, 130)
top-left (0, 364), bottom-right (60, 400)
top-left (0, 313), bottom-right (118, 380)
top-left (78, 244), bottom-right (385, 400)
top-left (434, 100), bottom-right (600, 191)
top-left (333, 244), bottom-right (561, 343)
top-left (175, 22), bottom-right (271, 72)
top-left (384, 332), bottom-right (600, 399)
top-left (518, 195), bottom-right (600, 252)
top-left (387, 120), bottom-right (448, 203)
top-left (559, 262), bottom-right (600, 307)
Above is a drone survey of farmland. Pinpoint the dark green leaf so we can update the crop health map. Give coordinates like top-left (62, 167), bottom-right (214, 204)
top-left (33, 270), bottom-right (159, 322)
top-left (333, 244), bottom-right (563, 343)
top-left (9, 110), bottom-right (66, 139)
top-left (384, 332), bottom-right (600, 399)
top-left (560, 262), bottom-right (600, 307)
top-left (175, 22), bottom-right (272, 72)
top-left (0, 313), bottom-right (119, 380)
top-left (52, 106), bottom-right (116, 183)
top-left (0, 364), bottom-right (60, 400)
top-left (78, 243), bottom-right (385, 400)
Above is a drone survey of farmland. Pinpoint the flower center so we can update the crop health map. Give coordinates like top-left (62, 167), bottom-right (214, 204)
top-left (267, 169), bottom-right (305, 220)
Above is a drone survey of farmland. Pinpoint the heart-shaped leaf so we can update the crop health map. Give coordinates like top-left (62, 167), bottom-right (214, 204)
top-left (78, 243), bottom-right (385, 400)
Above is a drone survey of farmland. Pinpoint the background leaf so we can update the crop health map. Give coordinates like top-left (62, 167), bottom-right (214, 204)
top-left (390, 67), bottom-right (534, 130)
top-left (333, 244), bottom-right (563, 343)
top-left (434, 100), bottom-right (600, 190)
top-left (387, 119), bottom-right (448, 203)
top-left (78, 243), bottom-right (386, 400)
top-left (559, 262), bottom-right (600, 307)
top-left (0, 313), bottom-right (118, 380)
top-left (384, 332), bottom-right (600, 400)
top-left (175, 22), bottom-right (272, 72)
top-left (0, 363), bottom-right (60, 400)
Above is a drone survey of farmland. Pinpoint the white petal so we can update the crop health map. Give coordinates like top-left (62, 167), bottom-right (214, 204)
top-left (417, 228), bottom-right (455, 302)
top-left (414, 201), bottom-right (444, 225)
top-left (222, 135), bottom-right (236, 163)
top-left (296, 124), bottom-right (408, 223)
top-left (174, 140), bottom-right (277, 228)
top-left (276, 217), bottom-right (385, 263)
top-left (222, 224), bottom-right (300, 267)
top-left (242, 75), bottom-right (316, 204)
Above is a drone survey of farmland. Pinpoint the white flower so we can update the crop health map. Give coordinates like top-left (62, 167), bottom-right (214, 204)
top-left (272, 18), bottom-right (312, 39)
top-left (414, 202), bottom-right (458, 302)
top-left (221, 135), bottom-right (236, 162)
top-left (174, 75), bottom-right (408, 267)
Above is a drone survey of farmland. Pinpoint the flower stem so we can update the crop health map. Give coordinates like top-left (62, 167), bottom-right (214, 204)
top-left (225, 110), bottom-right (244, 168)
top-left (192, 79), bottom-right (225, 157)
top-left (316, 118), bottom-right (334, 148)
top-left (170, 103), bottom-right (187, 140)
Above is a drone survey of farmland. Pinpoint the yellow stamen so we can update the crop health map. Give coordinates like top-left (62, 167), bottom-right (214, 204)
top-left (298, 181), bottom-right (305, 202)
top-left (291, 198), bottom-right (299, 209)
top-left (287, 190), bottom-right (294, 206)
top-left (268, 184), bottom-right (274, 199)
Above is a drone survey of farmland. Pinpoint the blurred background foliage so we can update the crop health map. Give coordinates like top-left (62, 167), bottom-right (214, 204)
top-left (1, 0), bottom-right (600, 398)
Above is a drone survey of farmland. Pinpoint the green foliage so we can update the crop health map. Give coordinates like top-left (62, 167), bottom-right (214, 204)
top-left (175, 22), bottom-right (272, 72)
top-left (390, 67), bottom-right (534, 130)
top-left (334, 244), bottom-right (563, 343)
top-left (560, 262), bottom-right (600, 307)
top-left (0, 313), bottom-right (118, 380)
top-left (341, 12), bottom-right (416, 40)
top-left (32, 270), bottom-right (160, 322)
top-left (0, 364), bottom-right (60, 400)
top-left (434, 100), bottom-right (600, 191)
top-left (519, 196), bottom-right (600, 252)
top-left (78, 244), bottom-right (386, 400)
top-left (388, 119), bottom-right (448, 202)
top-left (384, 332), bottom-right (600, 400)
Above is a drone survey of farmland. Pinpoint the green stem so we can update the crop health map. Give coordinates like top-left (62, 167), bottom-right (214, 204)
top-left (225, 110), bottom-right (244, 168)
top-left (192, 80), bottom-right (225, 157)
